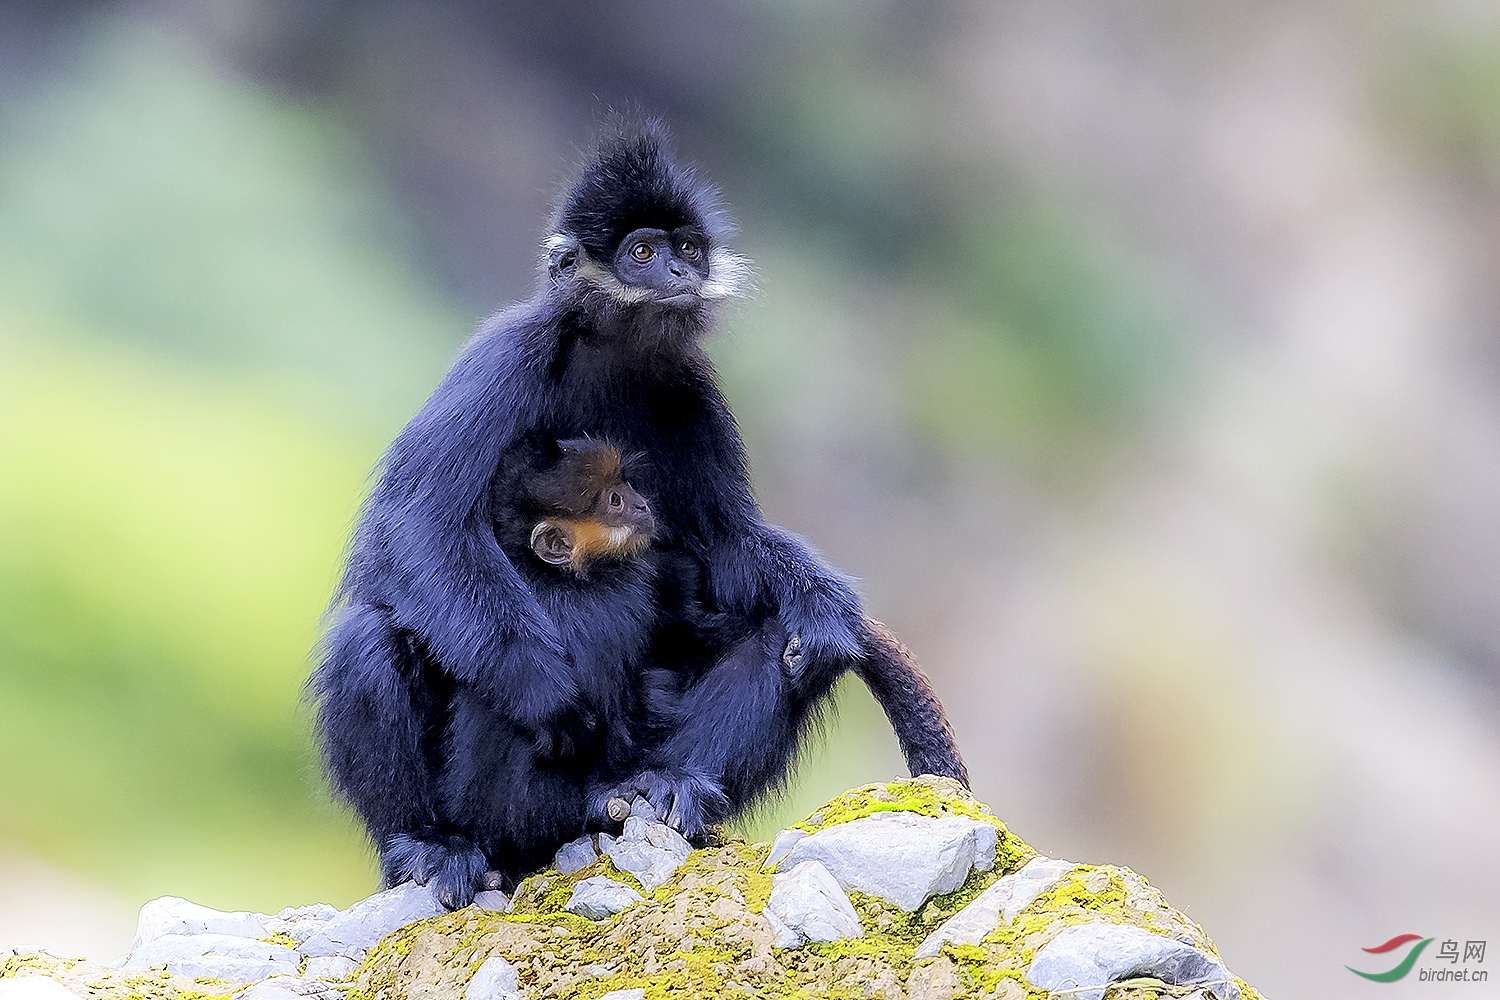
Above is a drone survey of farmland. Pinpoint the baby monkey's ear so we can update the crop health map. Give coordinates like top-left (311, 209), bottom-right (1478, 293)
top-left (530, 521), bottom-right (575, 566)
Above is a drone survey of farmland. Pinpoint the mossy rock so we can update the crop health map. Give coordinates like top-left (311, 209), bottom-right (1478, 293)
top-left (1, 777), bottom-right (1267, 999)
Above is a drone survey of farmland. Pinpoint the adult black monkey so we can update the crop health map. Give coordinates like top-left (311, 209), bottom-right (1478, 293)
top-left (313, 118), bottom-right (965, 909)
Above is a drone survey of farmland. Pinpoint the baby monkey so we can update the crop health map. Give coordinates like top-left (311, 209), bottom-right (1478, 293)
top-left (518, 438), bottom-right (655, 576)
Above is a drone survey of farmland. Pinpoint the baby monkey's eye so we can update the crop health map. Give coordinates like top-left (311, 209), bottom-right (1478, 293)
top-left (679, 240), bottom-right (700, 260)
top-left (631, 242), bottom-right (653, 262)
top-left (609, 491), bottom-right (623, 507)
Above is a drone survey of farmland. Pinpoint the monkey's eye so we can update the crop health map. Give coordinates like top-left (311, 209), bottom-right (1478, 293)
top-left (630, 242), bottom-right (653, 262)
top-left (679, 240), bottom-right (700, 261)
top-left (609, 491), bottom-right (623, 508)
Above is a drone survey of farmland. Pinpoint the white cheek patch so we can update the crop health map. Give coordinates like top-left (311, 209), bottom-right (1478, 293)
top-left (607, 526), bottom-right (634, 548)
top-left (574, 252), bottom-right (653, 304)
top-left (700, 246), bottom-right (754, 300)
top-left (545, 235), bottom-right (652, 305)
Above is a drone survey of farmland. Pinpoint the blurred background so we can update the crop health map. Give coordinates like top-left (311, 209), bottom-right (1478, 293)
top-left (3, 2), bottom-right (1500, 995)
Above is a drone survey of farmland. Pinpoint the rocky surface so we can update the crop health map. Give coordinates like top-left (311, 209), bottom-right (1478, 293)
top-left (777, 810), bottom-right (998, 912)
top-left (762, 860), bottom-right (862, 948)
top-left (565, 878), bottom-right (644, 921)
top-left (598, 817), bottom-right (693, 893)
top-left (0, 776), bottom-right (1267, 999)
top-left (914, 856), bottom-right (1077, 959)
top-left (464, 955), bottom-right (521, 1000)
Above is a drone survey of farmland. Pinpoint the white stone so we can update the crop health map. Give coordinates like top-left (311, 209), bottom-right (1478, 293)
top-left (763, 860), bottom-right (863, 948)
top-left (262, 904), bottom-right (339, 946)
top-left (166, 956), bottom-right (301, 982)
top-left (599, 817), bottom-right (691, 891)
top-left (125, 932), bottom-right (299, 969)
top-left (130, 896), bottom-right (269, 951)
top-left (304, 955), bottom-right (359, 981)
top-left (1026, 924), bottom-right (1240, 1000)
top-left (233, 986), bottom-right (303, 1000)
top-left (0, 979), bottom-right (76, 1000)
top-left (565, 877), bottom-right (644, 920)
top-left (234, 978), bottom-right (331, 1000)
top-left (553, 835), bottom-right (598, 874)
top-left (915, 857), bottom-right (1076, 958)
top-left (764, 828), bottom-right (807, 868)
top-left (780, 812), bottom-right (997, 911)
top-left (465, 955), bottom-right (522, 1000)
top-left (299, 881), bottom-right (445, 959)
top-left (473, 890), bottom-right (512, 912)
top-left (599, 990), bottom-right (645, 1000)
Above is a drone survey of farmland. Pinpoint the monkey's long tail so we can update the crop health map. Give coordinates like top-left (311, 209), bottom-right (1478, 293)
top-left (853, 618), bottom-right (970, 788)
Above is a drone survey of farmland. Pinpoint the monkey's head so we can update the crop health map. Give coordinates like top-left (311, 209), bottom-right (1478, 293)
top-left (543, 118), bottom-right (751, 322)
top-left (527, 438), bottom-right (655, 576)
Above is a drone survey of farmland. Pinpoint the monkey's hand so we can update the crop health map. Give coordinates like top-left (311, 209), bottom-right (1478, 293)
top-left (779, 573), bottom-right (864, 678)
top-left (781, 633), bottom-right (806, 677)
top-left (589, 769), bottom-right (728, 842)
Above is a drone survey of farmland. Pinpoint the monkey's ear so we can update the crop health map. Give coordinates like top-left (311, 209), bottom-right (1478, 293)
top-left (544, 234), bottom-right (581, 279)
top-left (530, 521), bottom-right (575, 566)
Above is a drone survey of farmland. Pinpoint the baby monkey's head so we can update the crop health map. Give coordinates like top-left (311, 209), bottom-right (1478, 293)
top-left (527, 438), bottom-right (654, 576)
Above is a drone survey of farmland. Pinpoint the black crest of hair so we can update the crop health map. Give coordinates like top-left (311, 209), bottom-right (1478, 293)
top-left (527, 437), bottom-right (632, 514)
top-left (556, 116), bottom-right (731, 260)
top-left (311, 115), bottom-right (968, 911)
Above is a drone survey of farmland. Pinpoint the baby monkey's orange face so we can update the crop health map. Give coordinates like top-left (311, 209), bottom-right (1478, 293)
top-left (527, 439), bottom-right (655, 576)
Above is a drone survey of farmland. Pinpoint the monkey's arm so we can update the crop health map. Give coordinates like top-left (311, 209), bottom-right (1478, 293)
top-left (856, 619), bottom-right (969, 786)
top-left (685, 391), bottom-right (866, 670)
top-left (712, 522), bottom-right (866, 669)
top-left (360, 324), bottom-right (578, 724)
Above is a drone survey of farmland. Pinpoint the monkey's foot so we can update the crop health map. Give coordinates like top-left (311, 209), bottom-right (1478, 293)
top-left (591, 769), bottom-right (728, 841)
top-left (381, 833), bottom-right (489, 910)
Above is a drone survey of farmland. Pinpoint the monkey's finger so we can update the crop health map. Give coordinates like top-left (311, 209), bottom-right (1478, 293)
top-left (782, 633), bottom-right (806, 675)
top-left (606, 796), bottom-right (631, 822)
top-left (665, 794), bottom-right (683, 831)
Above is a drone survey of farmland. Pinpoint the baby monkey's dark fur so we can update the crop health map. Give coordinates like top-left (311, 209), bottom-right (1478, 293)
top-left (496, 437), bottom-right (654, 577)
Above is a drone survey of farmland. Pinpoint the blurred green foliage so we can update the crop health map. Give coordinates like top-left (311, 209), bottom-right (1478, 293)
top-left (0, 336), bottom-right (379, 907)
top-left (911, 196), bottom-right (1185, 468)
top-left (1382, 33), bottom-right (1500, 180)
top-left (0, 24), bottom-right (464, 909)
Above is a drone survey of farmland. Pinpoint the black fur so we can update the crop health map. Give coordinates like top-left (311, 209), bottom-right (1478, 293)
top-left (557, 118), bottom-right (730, 261)
top-left (311, 118), bottom-right (966, 909)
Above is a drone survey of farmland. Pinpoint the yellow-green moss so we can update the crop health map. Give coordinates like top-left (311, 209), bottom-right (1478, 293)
top-left (794, 777), bottom-right (997, 830)
top-left (2, 952), bottom-right (242, 1000)
top-left (790, 776), bottom-right (1036, 880)
top-left (260, 931), bottom-right (299, 950)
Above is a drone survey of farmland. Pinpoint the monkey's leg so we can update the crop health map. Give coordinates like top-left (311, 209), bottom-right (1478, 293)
top-left (854, 619), bottom-right (969, 787)
top-left (313, 602), bottom-right (481, 896)
top-left (630, 620), bottom-right (843, 837)
top-left (438, 688), bottom-right (593, 901)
